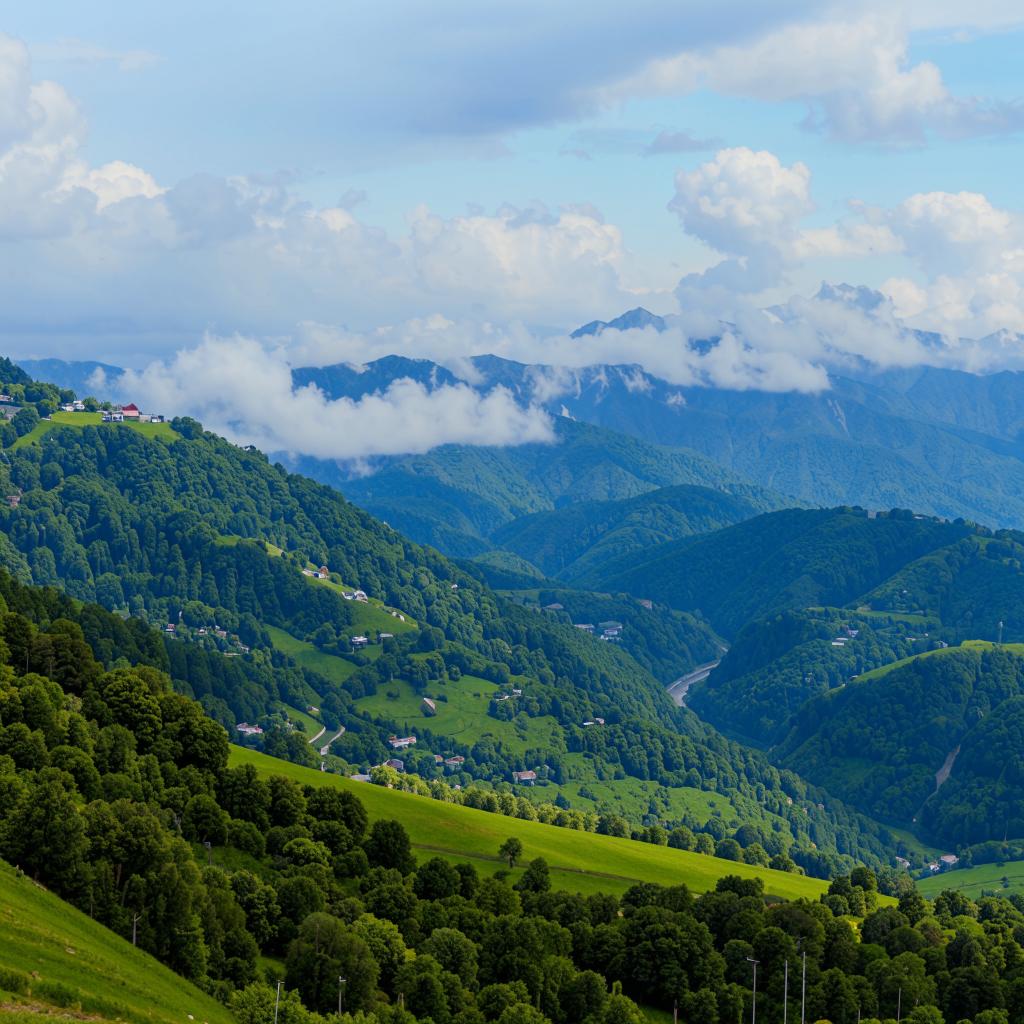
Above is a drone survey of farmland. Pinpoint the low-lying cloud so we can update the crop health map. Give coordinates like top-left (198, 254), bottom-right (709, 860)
top-left (113, 336), bottom-right (554, 459)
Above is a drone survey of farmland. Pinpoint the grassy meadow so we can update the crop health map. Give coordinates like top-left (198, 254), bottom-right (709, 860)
top-left (229, 744), bottom-right (831, 902)
top-left (0, 858), bottom-right (232, 1024)
top-left (11, 410), bottom-right (178, 450)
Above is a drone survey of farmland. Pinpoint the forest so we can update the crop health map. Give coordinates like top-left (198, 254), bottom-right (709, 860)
top-left (2, 570), bottom-right (1024, 1024)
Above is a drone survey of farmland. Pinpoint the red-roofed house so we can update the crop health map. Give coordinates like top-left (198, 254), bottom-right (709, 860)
top-left (121, 403), bottom-right (141, 420)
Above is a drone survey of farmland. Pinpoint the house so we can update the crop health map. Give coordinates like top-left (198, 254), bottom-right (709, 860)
top-left (450, 583), bottom-right (459, 590)
top-left (594, 717), bottom-right (605, 725)
top-left (353, 590), bottom-right (368, 602)
top-left (197, 627), bottom-right (207, 636)
top-left (444, 755), bottom-right (465, 769)
top-left (927, 861), bottom-right (941, 873)
top-left (831, 639), bottom-right (846, 647)
top-left (494, 694), bottom-right (510, 702)
top-left (215, 629), bottom-right (228, 639)
top-left (318, 565), bottom-right (329, 576)
top-left (384, 758), bottom-right (405, 772)
top-left (103, 411), bottom-right (124, 423)
top-left (422, 697), bottom-right (437, 714)
top-left (237, 644), bottom-right (250, 654)
top-left (148, 414), bottom-right (165, 423)
top-left (574, 623), bottom-right (595, 633)
top-left (511, 687), bottom-right (523, 696)
top-left (0, 394), bottom-right (11, 403)
top-left (638, 599), bottom-right (653, 610)
top-left (236, 723), bottom-right (263, 736)
top-left (512, 769), bottom-right (537, 784)
top-left (602, 627), bottom-right (621, 638)
top-left (434, 754), bottom-right (445, 764)
top-left (351, 635), bottom-right (369, 648)
top-left (164, 623), bottom-right (176, 633)
top-left (6, 494), bottom-right (21, 509)
top-left (308, 706), bottom-right (320, 714)
top-left (121, 403), bottom-right (141, 419)
top-left (895, 856), bottom-right (911, 870)
top-left (60, 403), bottom-right (75, 413)
top-left (583, 720), bottom-right (596, 727)
top-left (543, 603), bottom-right (564, 611)
top-left (940, 854), bottom-right (959, 867)
top-left (341, 591), bottom-right (355, 599)
top-left (598, 620), bottom-right (623, 631)
top-left (72, 401), bottom-right (85, 411)
top-left (389, 735), bottom-right (417, 750)
top-left (378, 632), bottom-right (394, 641)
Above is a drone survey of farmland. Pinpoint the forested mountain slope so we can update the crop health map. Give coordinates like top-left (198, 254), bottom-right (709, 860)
top-left (319, 417), bottom-right (783, 559)
top-left (490, 484), bottom-right (773, 582)
top-left (585, 507), bottom-right (971, 637)
top-left (0, 367), bottom-right (899, 872)
top-left (294, 351), bottom-right (1024, 529)
top-left (777, 643), bottom-right (1024, 845)
top-left (4, 569), bottom-right (1011, 1024)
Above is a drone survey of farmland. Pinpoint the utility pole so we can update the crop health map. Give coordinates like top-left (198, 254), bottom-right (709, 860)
top-left (783, 959), bottom-right (788, 1024)
top-left (896, 985), bottom-right (902, 1022)
top-left (274, 980), bottom-right (283, 1024)
top-left (746, 957), bottom-right (760, 1024)
top-left (672, 1000), bottom-right (678, 1024)
top-left (131, 912), bottom-right (141, 947)
top-left (998, 620), bottom-right (1004, 644)
top-left (338, 977), bottom-right (346, 1016)
top-left (801, 950), bottom-right (806, 1024)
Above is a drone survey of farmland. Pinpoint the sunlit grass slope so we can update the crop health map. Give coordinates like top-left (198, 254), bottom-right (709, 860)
top-left (0, 858), bottom-right (232, 1024)
top-left (230, 745), bottom-right (830, 901)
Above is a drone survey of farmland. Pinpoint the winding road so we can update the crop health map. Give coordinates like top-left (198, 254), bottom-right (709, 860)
top-left (666, 660), bottom-right (720, 707)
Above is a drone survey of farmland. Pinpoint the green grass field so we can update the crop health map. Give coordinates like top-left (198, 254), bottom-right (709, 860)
top-left (917, 860), bottom-right (1024, 900)
top-left (11, 410), bottom-right (179, 450)
top-left (229, 745), bottom-right (832, 901)
top-left (310, 574), bottom-right (418, 634)
top-left (356, 674), bottom-right (562, 757)
top-left (0, 858), bottom-right (232, 1024)
top-left (266, 624), bottom-right (359, 684)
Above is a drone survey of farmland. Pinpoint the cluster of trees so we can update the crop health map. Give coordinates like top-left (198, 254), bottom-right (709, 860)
top-left (5, 579), bottom-right (1024, 1024)
top-left (0, 396), bottom-right (903, 868)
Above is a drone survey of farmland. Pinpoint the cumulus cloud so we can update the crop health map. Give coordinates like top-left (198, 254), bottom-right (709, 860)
top-left (114, 335), bottom-right (554, 458)
top-left (603, 13), bottom-right (1024, 145)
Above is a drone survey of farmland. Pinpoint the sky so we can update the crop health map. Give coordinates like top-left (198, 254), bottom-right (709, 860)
top-left (5, 2), bottom-right (1024, 455)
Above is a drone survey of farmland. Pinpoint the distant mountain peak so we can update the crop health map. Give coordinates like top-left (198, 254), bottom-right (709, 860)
top-left (813, 281), bottom-right (892, 314)
top-left (571, 306), bottom-right (667, 338)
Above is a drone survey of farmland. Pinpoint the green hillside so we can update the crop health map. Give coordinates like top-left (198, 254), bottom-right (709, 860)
top-left (338, 417), bottom-right (784, 557)
top-left (11, 410), bottom-right (179, 449)
top-left (229, 745), bottom-right (829, 902)
top-left (777, 643), bottom-right (1024, 844)
top-left (490, 483), bottom-right (779, 582)
top-left (688, 607), bottom-right (936, 745)
top-left (0, 859), bottom-right (232, 1024)
top-left (917, 860), bottom-right (1024, 901)
top-left (584, 507), bottom-right (971, 636)
top-left (0, 367), bottom-right (901, 871)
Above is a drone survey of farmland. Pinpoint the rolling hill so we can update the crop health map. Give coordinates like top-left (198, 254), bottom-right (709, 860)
top-left (229, 745), bottom-right (830, 902)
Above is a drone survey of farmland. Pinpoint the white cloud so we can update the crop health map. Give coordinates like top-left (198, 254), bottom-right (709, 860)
top-left (32, 38), bottom-right (161, 73)
top-left (115, 335), bottom-right (554, 459)
top-left (603, 13), bottom-right (1024, 145)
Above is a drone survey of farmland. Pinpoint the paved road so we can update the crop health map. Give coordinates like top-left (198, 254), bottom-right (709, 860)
top-left (319, 726), bottom-right (346, 756)
top-left (308, 725), bottom-right (327, 745)
top-left (666, 660), bottom-right (720, 707)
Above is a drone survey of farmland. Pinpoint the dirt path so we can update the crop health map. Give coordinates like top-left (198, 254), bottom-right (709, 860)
top-left (319, 726), bottom-right (346, 756)
top-left (308, 725), bottom-right (327, 746)
top-left (935, 744), bottom-right (960, 791)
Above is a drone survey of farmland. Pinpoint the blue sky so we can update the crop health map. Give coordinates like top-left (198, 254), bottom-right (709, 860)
top-left (3, 2), bottom-right (1024, 384)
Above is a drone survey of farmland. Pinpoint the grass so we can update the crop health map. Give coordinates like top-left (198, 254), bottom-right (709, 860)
top-left (11, 411), bottom-right (178, 450)
top-left (356, 675), bottom-right (562, 757)
top-left (266, 624), bottom-right (359, 684)
top-left (0, 858), bottom-right (232, 1024)
top-left (229, 744), bottom-right (833, 902)
top-left (917, 860), bottom-right (1024, 900)
top-left (310, 574), bottom-right (418, 634)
